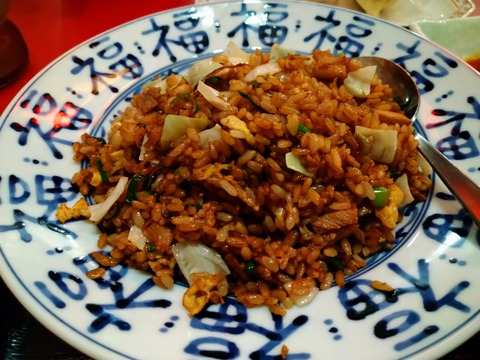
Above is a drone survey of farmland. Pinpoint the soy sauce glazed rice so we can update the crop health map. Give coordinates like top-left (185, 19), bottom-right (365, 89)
top-left (57, 42), bottom-right (432, 317)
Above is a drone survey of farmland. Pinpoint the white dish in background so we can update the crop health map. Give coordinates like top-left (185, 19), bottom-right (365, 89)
top-left (411, 16), bottom-right (480, 70)
top-left (377, 0), bottom-right (475, 26)
top-left (0, 1), bottom-right (479, 360)
top-left (196, 0), bottom-right (476, 27)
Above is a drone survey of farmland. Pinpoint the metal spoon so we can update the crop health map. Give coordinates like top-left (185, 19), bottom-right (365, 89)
top-left (357, 56), bottom-right (480, 229)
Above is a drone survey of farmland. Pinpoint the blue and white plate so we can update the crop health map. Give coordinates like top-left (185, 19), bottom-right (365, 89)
top-left (0, 1), bottom-right (479, 359)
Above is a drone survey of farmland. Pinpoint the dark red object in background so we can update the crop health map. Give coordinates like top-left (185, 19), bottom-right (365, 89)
top-left (0, 0), bottom-right (191, 114)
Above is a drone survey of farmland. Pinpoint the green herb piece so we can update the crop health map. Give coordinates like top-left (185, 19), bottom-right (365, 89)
top-left (126, 174), bottom-right (147, 204)
top-left (169, 93), bottom-right (199, 114)
top-left (297, 123), bottom-right (312, 134)
top-left (93, 137), bottom-right (106, 145)
top-left (372, 186), bottom-right (390, 208)
top-left (250, 80), bottom-right (261, 88)
top-left (146, 242), bottom-right (156, 253)
top-left (95, 157), bottom-right (109, 183)
top-left (390, 169), bottom-right (400, 179)
top-left (206, 76), bottom-right (220, 84)
top-left (238, 91), bottom-right (270, 113)
top-left (328, 256), bottom-right (344, 271)
top-left (245, 260), bottom-right (256, 275)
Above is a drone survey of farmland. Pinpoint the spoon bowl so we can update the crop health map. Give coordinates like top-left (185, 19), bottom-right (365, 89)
top-left (357, 56), bottom-right (480, 229)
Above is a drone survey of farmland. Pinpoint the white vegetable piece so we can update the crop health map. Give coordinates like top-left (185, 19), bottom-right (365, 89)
top-left (128, 224), bottom-right (148, 250)
top-left (185, 58), bottom-right (222, 87)
top-left (88, 176), bottom-right (128, 223)
top-left (160, 114), bottom-right (210, 151)
top-left (199, 124), bottom-right (222, 149)
top-left (223, 40), bottom-right (250, 65)
top-left (270, 44), bottom-right (293, 62)
top-left (197, 81), bottom-right (230, 110)
top-left (417, 152), bottom-right (433, 175)
top-left (344, 65), bottom-right (377, 97)
top-left (285, 152), bottom-right (315, 177)
top-left (172, 241), bottom-right (230, 286)
top-left (243, 62), bottom-right (282, 83)
top-left (355, 126), bottom-right (398, 164)
top-left (139, 134), bottom-right (149, 161)
top-left (395, 173), bottom-right (415, 208)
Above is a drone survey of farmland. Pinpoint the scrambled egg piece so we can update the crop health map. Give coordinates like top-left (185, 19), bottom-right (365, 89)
top-left (56, 198), bottom-right (91, 223)
top-left (183, 272), bottom-right (226, 317)
top-left (375, 183), bottom-right (404, 229)
top-left (90, 171), bottom-right (103, 187)
top-left (220, 115), bottom-right (255, 144)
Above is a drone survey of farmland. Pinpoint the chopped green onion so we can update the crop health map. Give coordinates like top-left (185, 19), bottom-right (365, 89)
top-left (250, 80), bottom-right (261, 88)
top-left (390, 169), bottom-right (400, 179)
top-left (95, 158), bottom-right (109, 183)
top-left (93, 137), bottom-right (106, 145)
top-left (146, 241), bottom-right (156, 253)
top-left (126, 174), bottom-right (147, 204)
top-left (372, 186), bottom-right (390, 208)
top-left (206, 76), bottom-right (220, 84)
top-left (245, 260), bottom-right (256, 275)
top-left (297, 124), bottom-right (312, 134)
top-left (328, 256), bottom-right (344, 271)
top-left (169, 93), bottom-right (199, 114)
top-left (238, 91), bottom-right (270, 113)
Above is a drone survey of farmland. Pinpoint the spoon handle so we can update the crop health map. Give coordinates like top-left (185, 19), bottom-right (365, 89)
top-left (416, 134), bottom-right (480, 229)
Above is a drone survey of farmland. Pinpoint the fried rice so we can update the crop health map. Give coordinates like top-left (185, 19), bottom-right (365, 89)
top-left (57, 43), bottom-right (431, 317)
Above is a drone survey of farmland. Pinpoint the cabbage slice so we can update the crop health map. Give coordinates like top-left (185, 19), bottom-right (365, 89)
top-left (185, 58), bottom-right (223, 87)
top-left (355, 126), bottom-right (397, 164)
top-left (139, 134), bottom-right (149, 161)
top-left (128, 224), bottom-right (148, 250)
top-left (222, 41), bottom-right (250, 65)
top-left (88, 176), bottom-right (128, 223)
top-left (270, 44), bottom-right (293, 62)
top-left (197, 80), bottom-right (230, 110)
top-left (172, 241), bottom-right (230, 286)
top-left (344, 65), bottom-right (377, 97)
top-left (395, 173), bottom-right (415, 208)
top-left (285, 152), bottom-right (315, 177)
top-left (199, 124), bottom-right (222, 149)
top-left (160, 114), bottom-right (210, 151)
top-left (244, 62), bottom-right (282, 83)
top-left (417, 152), bottom-right (433, 175)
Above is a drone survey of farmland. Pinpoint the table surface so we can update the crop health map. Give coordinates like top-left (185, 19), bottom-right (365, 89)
top-left (1, 0), bottom-right (479, 358)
